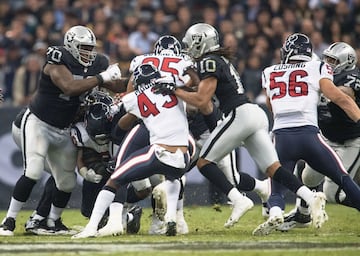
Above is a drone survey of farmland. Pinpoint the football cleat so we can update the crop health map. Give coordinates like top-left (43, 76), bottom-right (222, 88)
top-left (165, 221), bottom-right (177, 236)
top-left (224, 195), bottom-right (254, 228)
top-left (48, 218), bottom-right (77, 235)
top-left (0, 217), bottom-right (16, 236)
top-left (71, 226), bottom-right (98, 239)
top-left (149, 214), bottom-right (166, 235)
top-left (126, 205), bottom-right (142, 234)
top-left (25, 217), bottom-right (54, 235)
top-left (252, 214), bottom-right (284, 236)
top-left (277, 208), bottom-right (311, 232)
top-left (97, 219), bottom-right (124, 237)
top-left (176, 211), bottom-right (189, 235)
top-left (152, 183), bottom-right (167, 221)
top-left (309, 192), bottom-right (328, 229)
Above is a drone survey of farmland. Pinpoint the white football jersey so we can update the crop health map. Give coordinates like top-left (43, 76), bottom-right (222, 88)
top-left (70, 122), bottom-right (114, 155)
top-left (129, 52), bottom-right (193, 87)
top-left (262, 60), bottom-right (333, 130)
top-left (122, 85), bottom-right (189, 146)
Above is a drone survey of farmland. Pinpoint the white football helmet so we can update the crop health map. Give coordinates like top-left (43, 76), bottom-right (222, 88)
top-left (64, 25), bottom-right (97, 67)
top-left (182, 23), bottom-right (220, 59)
top-left (322, 42), bottom-right (357, 75)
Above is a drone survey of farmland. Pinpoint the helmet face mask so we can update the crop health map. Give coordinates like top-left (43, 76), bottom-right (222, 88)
top-left (182, 23), bottom-right (220, 59)
top-left (64, 25), bottom-right (97, 67)
top-left (322, 42), bottom-right (357, 75)
top-left (280, 33), bottom-right (312, 64)
top-left (133, 63), bottom-right (161, 90)
top-left (154, 35), bottom-right (182, 55)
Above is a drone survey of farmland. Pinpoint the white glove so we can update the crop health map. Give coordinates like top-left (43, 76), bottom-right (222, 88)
top-left (79, 167), bottom-right (103, 183)
top-left (99, 64), bottom-right (122, 83)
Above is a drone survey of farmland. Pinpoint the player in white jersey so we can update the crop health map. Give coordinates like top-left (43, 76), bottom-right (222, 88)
top-left (72, 63), bottom-right (191, 239)
top-left (256, 33), bottom-right (360, 236)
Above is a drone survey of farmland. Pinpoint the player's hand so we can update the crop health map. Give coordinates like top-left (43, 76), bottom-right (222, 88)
top-left (85, 168), bottom-right (103, 183)
top-left (106, 159), bottom-right (116, 174)
top-left (152, 76), bottom-right (176, 95)
top-left (99, 64), bottom-right (122, 83)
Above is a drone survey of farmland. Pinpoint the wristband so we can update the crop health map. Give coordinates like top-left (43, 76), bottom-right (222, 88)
top-left (79, 166), bottom-right (88, 178)
top-left (95, 74), bottom-right (104, 86)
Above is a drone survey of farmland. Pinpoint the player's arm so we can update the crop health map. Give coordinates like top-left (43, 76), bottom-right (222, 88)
top-left (175, 76), bottom-right (217, 115)
top-left (320, 78), bottom-right (360, 122)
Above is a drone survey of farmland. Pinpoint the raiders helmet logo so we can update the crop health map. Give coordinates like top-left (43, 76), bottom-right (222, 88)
top-left (66, 32), bottom-right (75, 43)
top-left (191, 34), bottom-right (203, 45)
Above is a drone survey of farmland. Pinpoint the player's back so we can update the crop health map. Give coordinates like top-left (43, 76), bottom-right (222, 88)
top-left (262, 60), bottom-right (333, 130)
top-left (130, 52), bottom-right (192, 87)
top-left (122, 84), bottom-right (189, 147)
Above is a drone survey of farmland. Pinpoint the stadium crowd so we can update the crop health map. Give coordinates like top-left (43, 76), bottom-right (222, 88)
top-left (1, 0), bottom-right (360, 107)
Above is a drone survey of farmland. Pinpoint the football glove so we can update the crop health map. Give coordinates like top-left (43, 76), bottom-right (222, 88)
top-left (99, 64), bottom-right (122, 84)
top-left (79, 167), bottom-right (103, 183)
top-left (152, 76), bottom-right (176, 95)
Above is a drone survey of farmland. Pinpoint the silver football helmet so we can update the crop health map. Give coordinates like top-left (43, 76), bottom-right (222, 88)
top-left (64, 25), bottom-right (97, 67)
top-left (322, 42), bottom-right (357, 75)
top-left (182, 23), bottom-right (220, 59)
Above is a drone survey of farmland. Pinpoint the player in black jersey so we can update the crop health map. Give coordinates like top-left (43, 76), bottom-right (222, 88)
top-left (153, 23), bottom-right (327, 230)
top-left (0, 25), bottom-right (122, 236)
top-left (279, 42), bottom-right (360, 231)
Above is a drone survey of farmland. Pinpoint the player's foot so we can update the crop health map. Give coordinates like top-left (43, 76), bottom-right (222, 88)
top-left (165, 221), bottom-right (177, 236)
top-left (149, 214), bottom-right (166, 235)
top-left (0, 217), bottom-right (15, 236)
top-left (277, 208), bottom-right (311, 231)
top-left (97, 220), bottom-right (124, 237)
top-left (71, 226), bottom-right (97, 239)
top-left (25, 217), bottom-right (54, 235)
top-left (126, 205), bottom-right (142, 234)
top-left (152, 183), bottom-right (167, 221)
top-left (176, 211), bottom-right (189, 235)
top-left (47, 218), bottom-right (77, 235)
top-left (309, 192), bottom-right (328, 228)
top-left (224, 195), bottom-right (254, 228)
top-left (252, 214), bottom-right (284, 236)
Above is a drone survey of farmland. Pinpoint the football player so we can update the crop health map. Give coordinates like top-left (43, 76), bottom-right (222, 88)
top-left (279, 42), bottom-right (360, 231)
top-left (72, 63), bottom-right (192, 239)
top-left (0, 25), bottom-right (122, 236)
top-left (153, 24), bottom-right (328, 232)
top-left (258, 34), bottom-right (360, 235)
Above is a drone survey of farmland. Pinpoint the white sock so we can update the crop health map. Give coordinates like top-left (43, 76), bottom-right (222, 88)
top-left (48, 204), bottom-right (63, 221)
top-left (108, 202), bottom-right (123, 224)
top-left (7, 197), bottom-right (25, 219)
top-left (269, 206), bottom-right (283, 218)
top-left (253, 178), bottom-right (267, 193)
top-left (296, 186), bottom-right (314, 205)
top-left (87, 190), bottom-right (115, 229)
top-left (227, 187), bottom-right (243, 203)
top-left (164, 179), bottom-right (180, 221)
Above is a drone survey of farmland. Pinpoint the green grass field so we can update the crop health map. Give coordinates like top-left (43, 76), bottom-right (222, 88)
top-left (0, 204), bottom-right (359, 256)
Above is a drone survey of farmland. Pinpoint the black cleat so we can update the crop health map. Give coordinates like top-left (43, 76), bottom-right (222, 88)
top-left (0, 217), bottom-right (16, 236)
top-left (127, 205), bottom-right (142, 234)
top-left (165, 221), bottom-right (177, 236)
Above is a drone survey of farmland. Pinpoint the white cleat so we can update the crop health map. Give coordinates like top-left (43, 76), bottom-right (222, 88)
top-left (152, 183), bottom-right (167, 221)
top-left (176, 212), bottom-right (189, 235)
top-left (309, 192), bottom-right (328, 229)
top-left (97, 222), bottom-right (124, 237)
top-left (224, 196), bottom-right (254, 228)
top-left (252, 214), bottom-right (284, 236)
top-left (71, 226), bottom-right (97, 239)
top-left (149, 214), bottom-right (166, 235)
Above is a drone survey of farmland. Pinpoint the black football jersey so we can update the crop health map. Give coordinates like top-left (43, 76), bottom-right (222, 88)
top-left (195, 54), bottom-right (249, 115)
top-left (29, 46), bottom-right (109, 129)
top-left (318, 67), bottom-right (360, 143)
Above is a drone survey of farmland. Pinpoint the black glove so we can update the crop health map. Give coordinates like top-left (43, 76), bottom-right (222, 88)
top-left (152, 76), bottom-right (176, 95)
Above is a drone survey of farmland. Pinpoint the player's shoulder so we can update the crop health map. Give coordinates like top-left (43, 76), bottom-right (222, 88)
top-left (93, 53), bottom-right (109, 68)
top-left (46, 46), bottom-right (74, 65)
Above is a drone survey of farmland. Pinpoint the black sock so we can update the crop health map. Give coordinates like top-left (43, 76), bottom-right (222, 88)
top-left (199, 162), bottom-right (234, 195)
top-left (237, 172), bottom-right (256, 191)
top-left (37, 176), bottom-right (56, 217)
top-left (13, 175), bottom-right (36, 202)
top-left (272, 166), bottom-right (302, 194)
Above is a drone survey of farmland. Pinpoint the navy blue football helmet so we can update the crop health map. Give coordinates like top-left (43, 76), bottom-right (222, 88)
top-left (133, 63), bottom-right (161, 90)
top-left (154, 35), bottom-right (182, 55)
top-left (280, 33), bottom-right (312, 64)
top-left (85, 101), bottom-right (112, 144)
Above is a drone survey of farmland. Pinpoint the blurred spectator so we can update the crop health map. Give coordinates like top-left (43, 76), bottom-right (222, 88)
top-left (214, 0), bottom-right (231, 22)
top-left (151, 8), bottom-right (169, 36)
top-left (241, 53), bottom-right (263, 103)
top-left (177, 5), bottom-right (192, 32)
top-left (311, 30), bottom-right (329, 57)
top-left (222, 32), bottom-right (243, 66)
top-left (128, 19), bottom-right (159, 55)
top-left (229, 5), bottom-right (246, 41)
top-left (162, 0), bottom-right (179, 21)
top-left (12, 53), bottom-right (44, 107)
top-left (53, 0), bottom-right (70, 31)
top-left (245, 0), bottom-right (262, 22)
top-left (116, 38), bottom-right (136, 78)
top-left (201, 4), bottom-right (218, 28)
